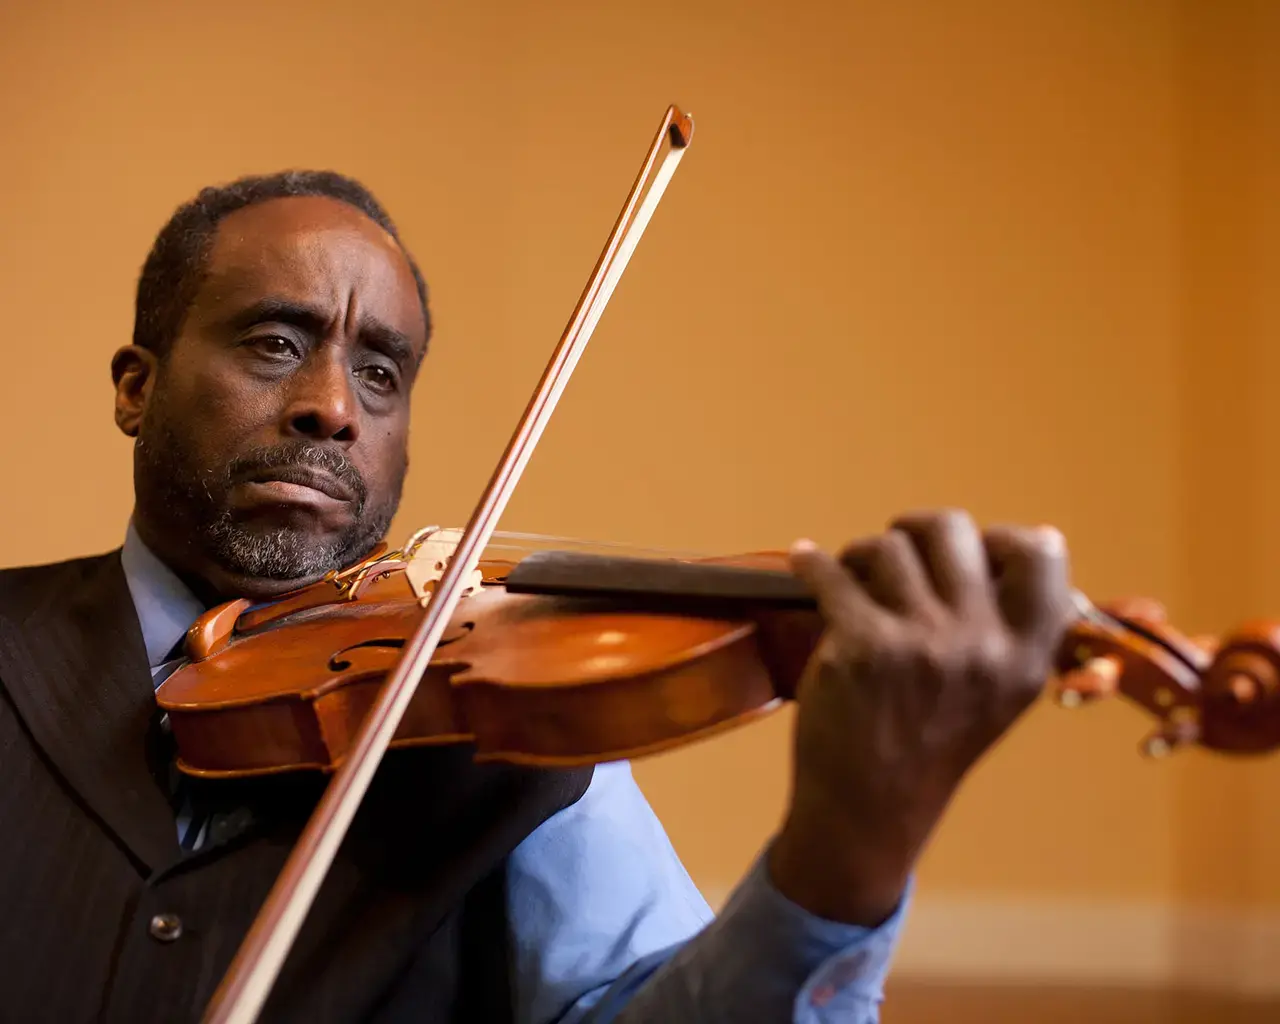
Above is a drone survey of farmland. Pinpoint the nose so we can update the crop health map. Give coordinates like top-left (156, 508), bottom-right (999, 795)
top-left (281, 354), bottom-right (360, 445)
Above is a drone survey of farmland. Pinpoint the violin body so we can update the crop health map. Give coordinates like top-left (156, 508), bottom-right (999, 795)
top-left (159, 532), bottom-right (1280, 786)
top-left (157, 546), bottom-right (822, 778)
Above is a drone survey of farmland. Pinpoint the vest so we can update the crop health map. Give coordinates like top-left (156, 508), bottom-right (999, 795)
top-left (0, 551), bottom-right (594, 1023)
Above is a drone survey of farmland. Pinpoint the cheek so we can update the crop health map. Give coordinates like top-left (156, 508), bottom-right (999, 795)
top-left (360, 428), bottom-right (410, 498)
top-left (162, 355), bottom-right (278, 451)
top-left (188, 363), bottom-right (271, 422)
top-left (137, 383), bottom-right (219, 480)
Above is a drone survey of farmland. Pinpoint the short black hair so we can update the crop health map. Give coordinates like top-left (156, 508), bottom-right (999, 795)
top-left (132, 169), bottom-right (430, 358)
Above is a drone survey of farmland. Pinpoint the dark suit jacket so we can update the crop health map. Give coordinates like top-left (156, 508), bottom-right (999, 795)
top-left (0, 550), bottom-right (592, 1023)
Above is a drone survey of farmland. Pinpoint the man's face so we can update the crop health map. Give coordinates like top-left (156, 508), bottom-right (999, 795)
top-left (114, 196), bottom-right (427, 602)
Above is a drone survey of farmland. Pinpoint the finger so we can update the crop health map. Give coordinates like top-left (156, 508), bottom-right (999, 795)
top-left (983, 524), bottom-right (1072, 639)
top-left (837, 529), bottom-right (939, 616)
top-left (888, 509), bottom-right (992, 610)
top-left (788, 538), bottom-right (893, 633)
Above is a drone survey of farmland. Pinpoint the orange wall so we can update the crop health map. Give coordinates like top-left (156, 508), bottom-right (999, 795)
top-left (1173, 0), bottom-right (1280, 909)
top-left (0, 0), bottom-right (1275, 911)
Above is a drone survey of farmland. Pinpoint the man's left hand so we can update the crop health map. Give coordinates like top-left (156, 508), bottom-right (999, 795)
top-left (768, 509), bottom-right (1074, 925)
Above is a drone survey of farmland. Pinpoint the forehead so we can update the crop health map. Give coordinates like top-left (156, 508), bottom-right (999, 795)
top-left (191, 195), bottom-right (426, 342)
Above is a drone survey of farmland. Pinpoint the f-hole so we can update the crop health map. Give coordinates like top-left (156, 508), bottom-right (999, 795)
top-left (327, 622), bottom-right (475, 672)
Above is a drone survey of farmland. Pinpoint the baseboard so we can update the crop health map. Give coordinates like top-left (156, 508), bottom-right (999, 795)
top-left (704, 888), bottom-right (1280, 997)
top-left (890, 897), bottom-right (1280, 997)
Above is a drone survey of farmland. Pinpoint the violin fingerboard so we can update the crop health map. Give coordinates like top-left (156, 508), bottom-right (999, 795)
top-left (502, 551), bottom-right (817, 611)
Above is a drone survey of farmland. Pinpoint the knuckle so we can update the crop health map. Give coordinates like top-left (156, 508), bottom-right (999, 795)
top-left (936, 507), bottom-right (975, 530)
top-left (1008, 523), bottom-right (1067, 561)
top-left (917, 507), bottom-right (973, 541)
top-left (968, 631), bottom-right (1039, 690)
top-left (1009, 647), bottom-right (1054, 696)
top-left (882, 527), bottom-right (915, 557)
top-left (893, 507), bottom-right (965, 536)
top-left (837, 535), bottom-right (877, 564)
top-left (1020, 525), bottom-right (1067, 567)
top-left (840, 532), bottom-right (911, 579)
top-left (1032, 524), bottom-right (1067, 556)
top-left (971, 630), bottom-right (1012, 676)
top-left (917, 633), bottom-right (968, 681)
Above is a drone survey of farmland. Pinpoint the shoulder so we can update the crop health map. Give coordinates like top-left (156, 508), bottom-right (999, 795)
top-left (0, 550), bottom-right (122, 592)
top-left (0, 551), bottom-right (123, 620)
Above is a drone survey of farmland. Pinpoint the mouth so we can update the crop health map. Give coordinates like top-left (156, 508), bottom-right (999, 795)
top-left (239, 466), bottom-right (357, 504)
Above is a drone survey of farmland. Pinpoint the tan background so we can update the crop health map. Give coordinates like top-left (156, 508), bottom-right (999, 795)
top-left (2, 0), bottom-right (1277, 973)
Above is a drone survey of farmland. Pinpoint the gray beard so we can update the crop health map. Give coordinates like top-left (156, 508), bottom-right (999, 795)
top-left (203, 485), bottom-right (395, 581)
top-left (135, 417), bottom-right (401, 583)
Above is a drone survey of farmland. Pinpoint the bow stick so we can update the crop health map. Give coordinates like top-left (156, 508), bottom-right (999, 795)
top-left (201, 104), bottom-right (695, 1024)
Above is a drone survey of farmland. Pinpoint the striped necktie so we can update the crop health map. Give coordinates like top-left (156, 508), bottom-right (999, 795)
top-left (151, 638), bottom-right (209, 851)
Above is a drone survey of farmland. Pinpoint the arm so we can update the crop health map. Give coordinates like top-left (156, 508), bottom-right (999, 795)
top-left (512, 509), bottom-right (1073, 1024)
top-left (506, 761), bottom-right (907, 1024)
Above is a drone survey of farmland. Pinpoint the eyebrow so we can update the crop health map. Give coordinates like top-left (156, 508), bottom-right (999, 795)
top-left (226, 297), bottom-right (418, 367)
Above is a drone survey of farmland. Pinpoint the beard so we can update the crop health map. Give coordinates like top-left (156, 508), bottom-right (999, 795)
top-left (134, 396), bottom-right (403, 583)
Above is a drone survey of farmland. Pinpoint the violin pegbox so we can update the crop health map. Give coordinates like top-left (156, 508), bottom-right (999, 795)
top-left (1053, 599), bottom-right (1208, 758)
top-left (1054, 602), bottom-right (1280, 756)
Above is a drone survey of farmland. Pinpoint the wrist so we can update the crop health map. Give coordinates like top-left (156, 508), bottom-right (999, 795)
top-left (768, 797), bottom-right (916, 927)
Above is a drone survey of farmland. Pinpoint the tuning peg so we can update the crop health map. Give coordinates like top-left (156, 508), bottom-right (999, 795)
top-left (1056, 655), bottom-right (1121, 707)
top-left (1139, 712), bottom-right (1200, 758)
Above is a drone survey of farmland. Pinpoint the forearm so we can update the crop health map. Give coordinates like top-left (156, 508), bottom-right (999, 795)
top-left (507, 762), bottom-right (908, 1024)
top-left (768, 787), bottom-right (917, 927)
top-left (587, 847), bottom-right (909, 1024)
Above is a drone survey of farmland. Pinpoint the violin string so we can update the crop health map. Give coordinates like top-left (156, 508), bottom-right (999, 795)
top-left (1069, 590), bottom-right (1104, 625)
top-left (397, 527), bottom-right (712, 563)
top-left (483, 530), bottom-right (709, 560)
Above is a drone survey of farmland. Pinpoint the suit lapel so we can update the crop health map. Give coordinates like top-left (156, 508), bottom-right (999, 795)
top-left (0, 551), bottom-right (179, 872)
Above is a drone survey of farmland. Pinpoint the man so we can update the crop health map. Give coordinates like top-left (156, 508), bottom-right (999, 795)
top-left (0, 171), bottom-right (1074, 1023)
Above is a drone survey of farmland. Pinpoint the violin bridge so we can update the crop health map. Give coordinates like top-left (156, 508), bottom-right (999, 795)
top-left (402, 526), bottom-right (484, 606)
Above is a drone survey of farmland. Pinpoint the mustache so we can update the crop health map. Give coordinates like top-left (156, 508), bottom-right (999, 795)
top-left (226, 442), bottom-right (368, 507)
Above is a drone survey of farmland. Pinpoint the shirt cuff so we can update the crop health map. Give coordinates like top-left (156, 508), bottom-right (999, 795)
top-left (717, 847), bottom-right (911, 1022)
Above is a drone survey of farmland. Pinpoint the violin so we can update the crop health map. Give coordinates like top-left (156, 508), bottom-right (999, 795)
top-left (158, 533), bottom-right (1280, 780)
top-left (162, 105), bottom-right (1280, 1023)
top-left (160, 532), bottom-right (824, 776)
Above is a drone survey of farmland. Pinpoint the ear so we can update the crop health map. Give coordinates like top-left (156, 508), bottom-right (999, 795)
top-left (111, 345), bottom-right (159, 438)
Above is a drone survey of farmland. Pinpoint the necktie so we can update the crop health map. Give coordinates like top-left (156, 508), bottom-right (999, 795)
top-left (152, 637), bottom-right (209, 851)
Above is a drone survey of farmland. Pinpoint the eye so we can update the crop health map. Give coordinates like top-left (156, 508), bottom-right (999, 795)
top-left (250, 334), bottom-right (302, 359)
top-left (356, 364), bottom-right (398, 393)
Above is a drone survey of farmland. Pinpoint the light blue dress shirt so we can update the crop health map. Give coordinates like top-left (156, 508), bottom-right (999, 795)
top-left (120, 524), bottom-right (908, 1023)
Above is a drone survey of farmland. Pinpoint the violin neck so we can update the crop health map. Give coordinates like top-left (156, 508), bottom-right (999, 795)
top-left (502, 551), bottom-right (818, 612)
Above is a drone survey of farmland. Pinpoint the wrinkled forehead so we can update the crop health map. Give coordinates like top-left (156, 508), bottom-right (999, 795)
top-left (189, 196), bottom-right (427, 346)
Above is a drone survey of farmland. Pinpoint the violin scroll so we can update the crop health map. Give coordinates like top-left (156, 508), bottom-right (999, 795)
top-left (1197, 621), bottom-right (1280, 752)
top-left (1053, 599), bottom-right (1280, 756)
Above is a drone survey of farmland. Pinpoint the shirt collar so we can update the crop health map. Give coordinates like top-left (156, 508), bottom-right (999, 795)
top-left (120, 521), bottom-right (208, 674)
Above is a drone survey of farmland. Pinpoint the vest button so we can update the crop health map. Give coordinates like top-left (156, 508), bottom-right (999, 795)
top-left (149, 912), bottom-right (183, 942)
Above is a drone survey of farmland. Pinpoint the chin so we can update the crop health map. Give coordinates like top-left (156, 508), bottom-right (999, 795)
top-left (207, 524), bottom-right (354, 586)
